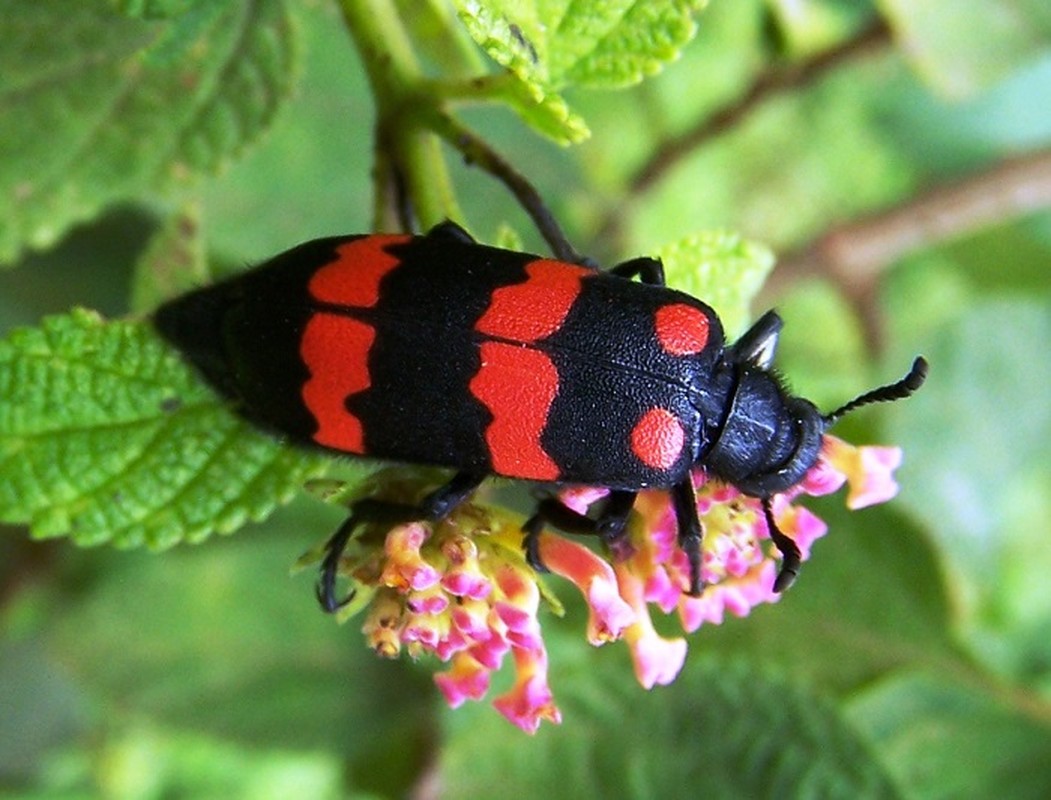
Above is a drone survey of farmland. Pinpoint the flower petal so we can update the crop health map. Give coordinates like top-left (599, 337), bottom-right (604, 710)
top-left (537, 532), bottom-right (635, 644)
top-left (617, 566), bottom-right (687, 688)
top-left (492, 647), bottom-right (562, 733)
top-left (435, 652), bottom-right (491, 708)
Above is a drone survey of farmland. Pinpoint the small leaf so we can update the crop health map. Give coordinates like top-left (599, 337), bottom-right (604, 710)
top-left (558, 0), bottom-right (707, 88)
top-left (656, 230), bottom-right (774, 337)
top-left (0, 309), bottom-right (329, 548)
top-left (454, 0), bottom-right (706, 142)
top-left (495, 76), bottom-right (591, 145)
top-left (0, 0), bottom-right (299, 264)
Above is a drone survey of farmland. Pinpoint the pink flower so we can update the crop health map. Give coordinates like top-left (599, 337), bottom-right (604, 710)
top-left (492, 645), bottom-right (562, 734)
top-left (822, 436), bottom-right (903, 509)
top-left (380, 523), bottom-right (440, 591)
top-left (535, 531), bottom-right (635, 644)
top-left (440, 534), bottom-right (492, 600)
top-left (435, 652), bottom-right (490, 707)
top-left (617, 564), bottom-right (687, 688)
top-left (320, 429), bottom-right (909, 731)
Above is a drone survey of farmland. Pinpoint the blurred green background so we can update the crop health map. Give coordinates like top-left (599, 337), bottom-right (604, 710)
top-left (2, 1), bottom-right (1050, 797)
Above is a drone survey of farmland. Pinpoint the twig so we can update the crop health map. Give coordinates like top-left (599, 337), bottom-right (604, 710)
top-left (435, 114), bottom-right (587, 263)
top-left (774, 147), bottom-right (1051, 286)
top-left (767, 147), bottom-right (1051, 346)
top-left (630, 17), bottom-right (893, 194)
top-left (596, 17), bottom-right (893, 246)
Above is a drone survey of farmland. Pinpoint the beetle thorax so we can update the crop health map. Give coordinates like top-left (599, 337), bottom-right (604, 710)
top-left (700, 367), bottom-right (825, 498)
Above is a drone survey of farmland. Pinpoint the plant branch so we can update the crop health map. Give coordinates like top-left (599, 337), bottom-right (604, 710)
top-left (435, 114), bottom-right (587, 263)
top-left (774, 146), bottom-right (1051, 284)
top-left (594, 17), bottom-right (894, 248)
top-left (766, 147), bottom-right (1051, 345)
top-left (339, 0), bottom-right (460, 230)
top-left (341, 1), bottom-right (575, 250)
top-left (630, 17), bottom-right (893, 194)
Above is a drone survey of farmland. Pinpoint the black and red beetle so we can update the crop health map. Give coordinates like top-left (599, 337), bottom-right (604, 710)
top-left (155, 221), bottom-right (927, 608)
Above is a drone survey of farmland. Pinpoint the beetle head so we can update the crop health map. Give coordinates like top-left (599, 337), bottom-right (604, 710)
top-left (699, 311), bottom-right (927, 498)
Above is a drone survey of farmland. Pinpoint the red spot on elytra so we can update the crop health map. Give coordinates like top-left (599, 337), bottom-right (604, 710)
top-left (300, 312), bottom-right (374, 452)
top-left (476, 259), bottom-right (590, 343)
top-left (630, 407), bottom-right (685, 470)
top-left (469, 341), bottom-right (560, 480)
top-left (654, 303), bottom-right (710, 356)
top-left (308, 235), bottom-right (410, 307)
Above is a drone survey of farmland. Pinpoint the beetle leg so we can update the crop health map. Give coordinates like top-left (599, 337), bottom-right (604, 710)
top-left (316, 514), bottom-right (363, 612)
top-left (521, 498), bottom-right (602, 572)
top-left (610, 257), bottom-right (666, 286)
top-left (419, 470), bottom-right (487, 519)
top-left (671, 479), bottom-right (705, 596)
top-left (426, 220), bottom-right (476, 244)
top-left (762, 497), bottom-right (801, 592)
top-left (316, 471), bottom-right (486, 612)
top-left (521, 490), bottom-right (637, 573)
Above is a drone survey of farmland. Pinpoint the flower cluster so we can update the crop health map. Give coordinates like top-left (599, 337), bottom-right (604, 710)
top-left (321, 435), bottom-right (902, 733)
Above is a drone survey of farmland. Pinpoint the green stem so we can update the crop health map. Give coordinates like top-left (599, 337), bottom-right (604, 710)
top-left (422, 73), bottom-right (520, 104)
top-left (433, 114), bottom-right (584, 263)
top-left (337, 0), bottom-right (461, 230)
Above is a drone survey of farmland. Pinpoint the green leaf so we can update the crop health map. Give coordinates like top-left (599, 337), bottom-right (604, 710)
top-left (42, 525), bottom-right (438, 760)
top-left (441, 655), bottom-right (902, 798)
top-left (697, 500), bottom-right (961, 693)
top-left (0, 309), bottom-right (329, 548)
top-left (493, 74), bottom-right (591, 145)
top-left (454, 0), bottom-right (706, 142)
top-left (0, 517), bottom-right (437, 795)
top-left (656, 230), bottom-right (774, 337)
top-left (847, 671), bottom-right (1051, 799)
top-left (556, 0), bottom-right (708, 88)
top-left (885, 293), bottom-right (1051, 683)
top-left (878, 0), bottom-right (1051, 98)
top-left (0, 0), bottom-right (298, 264)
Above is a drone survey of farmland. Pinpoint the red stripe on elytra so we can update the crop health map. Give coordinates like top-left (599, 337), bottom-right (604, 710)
top-left (300, 312), bottom-right (374, 453)
top-left (470, 341), bottom-right (560, 480)
top-left (654, 303), bottom-right (710, 356)
top-left (308, 234), bottom-right (410, 307)
top-left (475, 259), bottom-right (590, 343)
top-left (630, 407), bottom-right (685, 470)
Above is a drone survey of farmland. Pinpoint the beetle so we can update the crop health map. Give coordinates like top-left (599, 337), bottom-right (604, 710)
top-left (154, 221), bottom-right (927, 609)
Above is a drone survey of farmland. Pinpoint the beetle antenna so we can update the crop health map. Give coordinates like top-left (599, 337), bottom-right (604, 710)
top-left (824, 357), bottom-right (928, 426)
